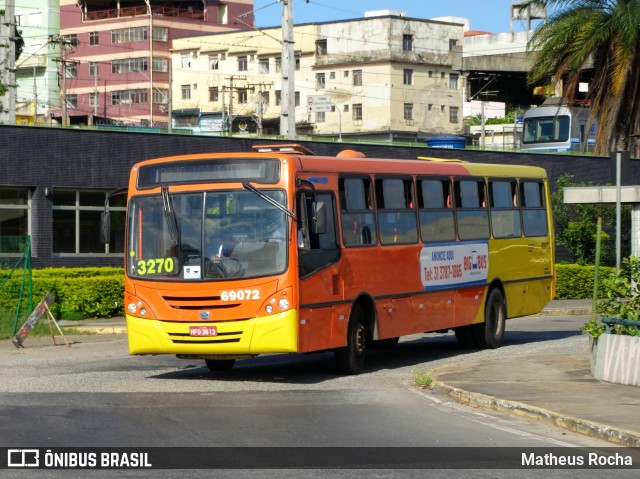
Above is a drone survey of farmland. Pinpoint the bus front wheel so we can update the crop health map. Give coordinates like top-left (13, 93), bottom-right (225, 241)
top-left (334, 304), bottom-right (367, 375)
top-left (473, 288), bottom-right (505, 349)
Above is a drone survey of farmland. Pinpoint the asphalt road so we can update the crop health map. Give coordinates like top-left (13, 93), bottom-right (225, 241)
top-left (1, 313), bottom-right (635, 478)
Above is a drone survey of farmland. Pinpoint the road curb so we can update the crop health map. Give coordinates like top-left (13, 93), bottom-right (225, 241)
top-left (61, 324), bottom-right (127, 335)
top-left (430, 380), bottom-right (640, 448)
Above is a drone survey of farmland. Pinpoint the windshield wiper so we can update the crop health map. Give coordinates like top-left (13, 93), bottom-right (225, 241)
top-left (161, 186), bottom-right (181, 246)
top-left (242, 182), bottom-right (296, 220)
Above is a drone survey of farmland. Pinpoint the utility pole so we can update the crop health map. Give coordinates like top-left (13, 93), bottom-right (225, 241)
top-left (49, 35), bottom-right (75, 127)
top-left (249, 82), bottom-right (272, 136)
top-left (1, 0), bottom-right (16, 124)
top-left (280, 0), bottom-right (296, 139)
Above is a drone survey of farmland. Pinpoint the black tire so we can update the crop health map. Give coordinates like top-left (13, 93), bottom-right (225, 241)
top-left (370, 337), bottom-right (400, 349)
top-left (334, 304), bottom-right (367, 375)
top-left (205, 359), bottom-right (236, 371)
top-left (472, 288), bottom-right (506, 349)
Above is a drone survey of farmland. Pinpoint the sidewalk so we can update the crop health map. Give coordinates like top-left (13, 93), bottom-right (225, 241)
top-left (58, 299), bottom-right (640, 447)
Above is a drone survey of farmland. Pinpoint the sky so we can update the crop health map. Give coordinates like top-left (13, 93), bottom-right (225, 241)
top-left (252, 0), bottom-right (547, 33)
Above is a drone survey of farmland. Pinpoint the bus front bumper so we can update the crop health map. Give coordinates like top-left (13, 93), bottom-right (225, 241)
top-left (126, 309), bottom-right (299, 356)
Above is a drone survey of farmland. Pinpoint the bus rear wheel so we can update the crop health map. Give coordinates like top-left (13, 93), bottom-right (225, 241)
top-left (205, 359), bottom-right (236, 371)
top-left (334, 304), bottom-right (367, 375)
top-left (472, 288), bottom-right (505, 349)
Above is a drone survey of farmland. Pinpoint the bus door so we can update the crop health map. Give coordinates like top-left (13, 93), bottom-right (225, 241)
top-left (296, 188), bottom-right (343, 352)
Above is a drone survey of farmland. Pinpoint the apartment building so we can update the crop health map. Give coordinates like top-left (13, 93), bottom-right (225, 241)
top-left (171, 11), bottom-right (465, 141)
top-left (8, 0), bottom-right (61, 125)
top-left (58, 0), bottom-right (253, 126)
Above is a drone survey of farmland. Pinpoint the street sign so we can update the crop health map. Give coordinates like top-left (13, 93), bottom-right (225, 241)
top-left (307, 95), bottom-right (332, 113)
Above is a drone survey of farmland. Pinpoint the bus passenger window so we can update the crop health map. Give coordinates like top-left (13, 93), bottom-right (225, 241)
top-left (417, 179), bottom-right (455, 242)
top-left (339, 177), bottom-right (377, 247)
top-left (489, 180), bottom-right (521, 238)
top-left (375, 178), bottom-right (417, 245)
top-left (455, 179), bottom-right (489, 240)
top-left (521, 181), bottom-right (548, 237)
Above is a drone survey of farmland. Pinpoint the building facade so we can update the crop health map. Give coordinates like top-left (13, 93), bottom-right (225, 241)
top-left (57, 0), bottom-right (253, 126)
top-left (171, 12), bottom-right (465, 141)
top-left (10, 0), bottom-right (61, 125)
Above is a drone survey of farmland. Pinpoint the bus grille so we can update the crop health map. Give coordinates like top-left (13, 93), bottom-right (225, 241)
top-left (167, 331), bottom-right (243, 344)
top-left (162, 294), bottom-right (241, 311)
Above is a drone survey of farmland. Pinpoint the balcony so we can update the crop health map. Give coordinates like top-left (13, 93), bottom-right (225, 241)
top-left (85, 5), bottom-right (204, 22)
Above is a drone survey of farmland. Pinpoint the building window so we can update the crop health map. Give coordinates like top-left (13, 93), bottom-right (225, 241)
top-left (181, 53), bottom-right (192, 69)
top-left (238, 88), bottom-right (248, 104)
top-left (259, 58), bottom-right (269, 74)
top-left (66, 94), bottom-right (78, 109)
top-left (209, 54), bottom-right (219, 70)
top-left (275, 57), bottom-right (281, 73)
top-left (209, 87), bottom-right (219, 102)
top-left (238, 56), bottom-right (248, 72)
top-left (112, 58), bottom-right (147, 74)
top-left (0, 187), bottom-right (30, 253)
top-left (152, 26), bottom-right (168, 42)
top-left (353, 70), bottom-right (362, 86)
top-left (111, 27), bottom-right (147, 44)
top-left (152, 57), bottom-right (168, 72)
top-left (65, 63), bottom-right (78, 78)
top-left (295, 91), bottom-right (300, 107)
top-left (403, 69), bottom-right (413, 85)
top-left (352, 103), bottom-right (363, 122)
top-left (316, 73), bottom-right (325, 90)
top-left (316, 111), bottom-right (325, 123)
top-left (404, 103), bottom-right (413, 121)
top-left (449, 38), bottom-right (459, 51)
top-left (449, 73), bottom-right (459, 89)
top-left (260, 90), bottom-right (270, 107)
top-left (316, 39), bottom-right (327, 55)
top-left (181, 85), bottom-right (191, 100)
top-left (52, 190), bottom-right (125, 254)
top-left (89, 62), bottom-right (98, 77)
top-left (89, 32), bottom-right (99, 46)
top-left (89, 92), bottom-right (98, 108)
top-left (275, 90), bottom-right (281, 106)
top-left (153, 89), bottom-right (168, 105)
top-left (295, 57), bottom-right (300, 71)
top-left (330, 71), bottom-right (335, 79)
top-left (449, 106), bottom-right (459, 123)
top-left (403, 34), bottom-right (413, 51)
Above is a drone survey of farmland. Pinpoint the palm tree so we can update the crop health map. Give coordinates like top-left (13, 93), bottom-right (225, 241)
top-left (522, 0), bottom-right (640, 155)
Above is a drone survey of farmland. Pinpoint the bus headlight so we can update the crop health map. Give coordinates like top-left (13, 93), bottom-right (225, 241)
top-left (261, 288), bottom-right (293, 315)
top-left (126, 296), bottom-right (155, 318)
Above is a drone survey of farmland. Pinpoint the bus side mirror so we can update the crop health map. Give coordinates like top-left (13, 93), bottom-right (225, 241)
top-left (100, 211), bottom-right (111, 244)
top-left (313, 201), bottom-right (327, 235)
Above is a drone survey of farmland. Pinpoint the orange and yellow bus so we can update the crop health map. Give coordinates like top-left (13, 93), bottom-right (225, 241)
top-left (106, 144), bottom-right (554, 374)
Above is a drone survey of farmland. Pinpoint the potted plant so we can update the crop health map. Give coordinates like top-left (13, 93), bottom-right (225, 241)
top-left (582, 257), bottom-right (640, 386)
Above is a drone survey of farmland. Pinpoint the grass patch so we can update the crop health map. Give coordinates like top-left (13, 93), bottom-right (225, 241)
top-left (413, 370), bottom-right (434, 389)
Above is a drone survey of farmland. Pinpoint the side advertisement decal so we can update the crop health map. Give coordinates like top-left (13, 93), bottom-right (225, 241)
top-left (420, 241), bottom-right (489, 291)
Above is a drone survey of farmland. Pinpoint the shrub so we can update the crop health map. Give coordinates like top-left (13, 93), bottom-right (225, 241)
top-left (554, 264), bottom-right (615, 299)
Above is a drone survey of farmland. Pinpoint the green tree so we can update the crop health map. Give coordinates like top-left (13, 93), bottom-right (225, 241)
top-left (552, 173), bottom-right (630, 265)
top-left (521, 0), bottom-right (640, 155)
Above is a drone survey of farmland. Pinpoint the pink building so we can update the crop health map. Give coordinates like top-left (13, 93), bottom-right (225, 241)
top-left (58, 0), bottom-right (253, 126)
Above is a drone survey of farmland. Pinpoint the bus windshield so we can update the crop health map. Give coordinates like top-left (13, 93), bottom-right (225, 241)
top-left (522, 115), bottom-right (570, 144)
top-left (127, 189), bottom-right (288, 281)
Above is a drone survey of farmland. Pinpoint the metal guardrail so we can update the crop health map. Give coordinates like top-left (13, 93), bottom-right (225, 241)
top-left (602, 317), bottom-right (640, 333)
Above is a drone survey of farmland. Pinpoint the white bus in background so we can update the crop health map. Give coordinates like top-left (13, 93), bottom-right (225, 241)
top-left (521, 98), bottom-right (595, 152)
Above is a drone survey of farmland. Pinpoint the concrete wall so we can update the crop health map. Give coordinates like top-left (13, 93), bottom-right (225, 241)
top-left (1, 125), bottom-right (637, 267)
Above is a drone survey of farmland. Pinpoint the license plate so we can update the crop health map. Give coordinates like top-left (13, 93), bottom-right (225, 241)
top-left (189, 326), bottom-right (218, 337)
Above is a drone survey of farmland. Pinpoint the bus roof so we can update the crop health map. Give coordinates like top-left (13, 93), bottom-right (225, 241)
top-left (132, 146), bottom-right (547, 181)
